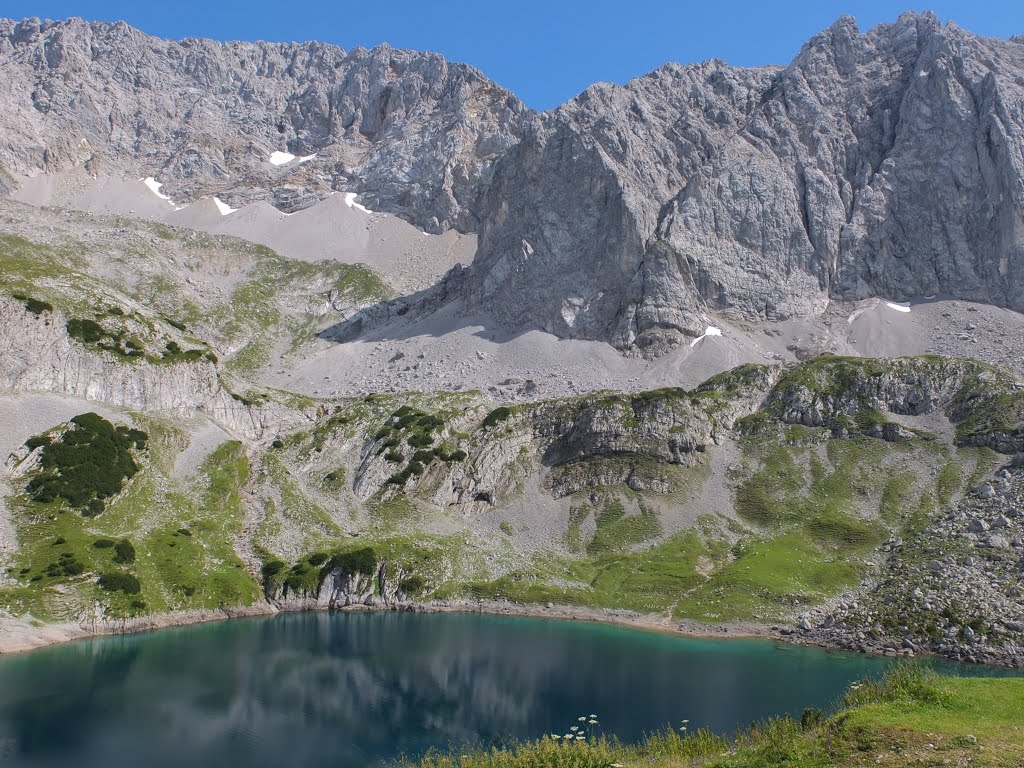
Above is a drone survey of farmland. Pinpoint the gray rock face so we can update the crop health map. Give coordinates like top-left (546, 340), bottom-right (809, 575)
top-left (465, 61), bottom-right (776, 351)
top-left (3, 13), bottom-right (1024, 353)
top-left (0, 16), bottom-right (525, 232)
top-left (267, 559), bottom-right (410, 609)
top-left (467, 12), bottom-right (1024, 353)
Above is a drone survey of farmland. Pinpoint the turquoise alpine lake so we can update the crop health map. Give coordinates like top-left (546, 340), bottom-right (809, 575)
top-left (0, 611), bottom-right (1018, 768)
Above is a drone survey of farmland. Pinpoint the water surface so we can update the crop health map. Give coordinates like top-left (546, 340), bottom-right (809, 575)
top-left (0, 611), bottom-right (1014, 767)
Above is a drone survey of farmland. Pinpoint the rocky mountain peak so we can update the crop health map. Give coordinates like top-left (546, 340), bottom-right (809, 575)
top-left (462, 11), bottom-right (1024, 354)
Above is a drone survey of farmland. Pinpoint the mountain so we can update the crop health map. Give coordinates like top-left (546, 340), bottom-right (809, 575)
top-left (3, 13), bottom-right (1024, 354)
top-left (1, 13), bottom-right (1023, 667)
top-left (0, 16), bottom-right (525, 231)
top-left (470, 13), bottom-right (1024, 352)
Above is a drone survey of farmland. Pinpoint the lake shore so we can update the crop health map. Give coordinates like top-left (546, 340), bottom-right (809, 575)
top-left (0, 598), bottom-right (776, 655)
top-left (1, 597), bottom-right (1020, 669)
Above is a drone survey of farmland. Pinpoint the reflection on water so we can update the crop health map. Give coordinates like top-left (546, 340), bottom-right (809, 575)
top-left (0, 611), bottom-right (1012, 768)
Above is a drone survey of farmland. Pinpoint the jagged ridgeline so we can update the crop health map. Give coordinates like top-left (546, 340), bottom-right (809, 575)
top-left (4, 13), bottom-right (1024, 354)
top-left (3, 355), bottom-right (1022, 648)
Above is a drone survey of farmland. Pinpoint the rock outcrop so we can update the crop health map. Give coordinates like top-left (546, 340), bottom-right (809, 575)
top-left (764, 355), bottom-right (1024, 451)
top-left (0, 295), bottom-right (308, 439)
top-left (343, 356), bottom-right (1023, 506)
top-left (267, 557), bottom-right (411, 609)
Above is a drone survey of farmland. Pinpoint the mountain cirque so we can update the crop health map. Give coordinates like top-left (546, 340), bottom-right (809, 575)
top-left (0, 12), bottom-right (1023, 664)
top-left (3, 11), bottom-right (1024, 355)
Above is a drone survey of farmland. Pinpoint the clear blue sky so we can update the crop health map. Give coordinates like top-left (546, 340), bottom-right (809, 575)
top-left (5, 1), bottom-right (1023, 109)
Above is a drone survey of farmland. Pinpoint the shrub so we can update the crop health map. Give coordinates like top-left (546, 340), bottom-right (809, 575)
top-left (66, 317), bottom-right (106, 344)
top-left (283, 563), bottom-right (320, 593)
top-left (130, 599), bottom-right (147, 609)
top-left (161, 340), bottom-right (208, 364)
top-left (113, 539), bottom-right (136, 564)
top-left (176, 528), bottom-right (192, 537)
top-left (416, 414), bottom-right (444, 431)
top-left (93, 539), bottom-right (115, 549)
top-left (25, 413), bottom-right (147, 511)
top-left (400, 575), bottom-right (426, 595)
top-left (441, 449), bottom-right (467, 463)
top-left (53, 537), bottom-right (67, 545)
top-left (13, 293), bottom-right (53, 316)
top-left (25, 435), bottom-right (50, 450)
top-left (482, 406), bottom-right (513, 429)
top-left (98, 572), bottom-right (141, 594)
top-left (261, 560), bottom-right (286, 578)
top-left (384, 450), bottom-right (404, 463)
top-left (326, 547), bottom-right (377, 576)
top-left (307, 552), bottom-right (329, 567)
top-left (407, 432), bottom-right (434, 448)
top-left (271, 439), bottom-right (284, 449)
top-left (386, 469), bottom-right (411, 486)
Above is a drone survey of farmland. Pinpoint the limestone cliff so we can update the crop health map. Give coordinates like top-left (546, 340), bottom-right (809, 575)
top-left (0, 295), bottom-right (308, 439)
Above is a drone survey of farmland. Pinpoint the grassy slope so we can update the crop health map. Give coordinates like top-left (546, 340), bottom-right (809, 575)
top-left (0, 379), bottom-right (1002, 630)
top-left (0, 418), bottom-right (260, 620)
top-left (409, 667), bottom-right (1024, 768)
top-left (456, 426), bottom-right (995, 623)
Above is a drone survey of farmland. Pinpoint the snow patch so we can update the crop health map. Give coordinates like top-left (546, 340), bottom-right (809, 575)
top-left (689, 326), bottom-right (723, 347)
top-left (343, 192), bottom-right (372, 215)
top-left (142, 177), bottom-right (173, 204)
top-left (269, 151), bottom-right (296, 166)
top-left (213, 197), bottom-right (236, 216)
top-left (884, 301), bottom-right (912, 313)
top-left (298, 154), bottom-right (317, 164)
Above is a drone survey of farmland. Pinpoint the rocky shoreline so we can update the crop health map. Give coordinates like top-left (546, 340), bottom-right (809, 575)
top-left (790, 461), bottom-right (1024, 670)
